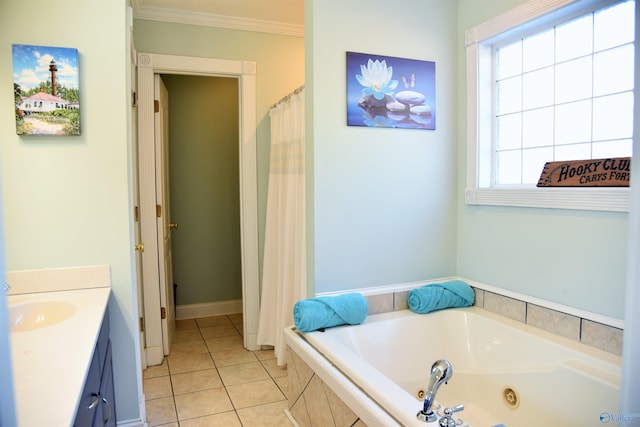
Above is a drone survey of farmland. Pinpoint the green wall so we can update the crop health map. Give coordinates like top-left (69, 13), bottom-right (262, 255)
top-left (161, 75), bottom-right (242, 305)
top-left (0, 0), bottom-right (142, 423)
top-left (134, 20), bottom-right (305, 302)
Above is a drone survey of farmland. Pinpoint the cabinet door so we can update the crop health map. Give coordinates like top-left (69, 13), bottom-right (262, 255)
top-left (73, 350), bottom-right (101, 427)
top-left (97, 342), bottom-right (116, 427)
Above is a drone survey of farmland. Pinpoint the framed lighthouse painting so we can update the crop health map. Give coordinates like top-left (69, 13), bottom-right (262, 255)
top-left (12, 44), bottom-right (80, 136)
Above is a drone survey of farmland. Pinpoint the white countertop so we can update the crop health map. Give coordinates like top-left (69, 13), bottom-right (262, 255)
top-left (6, 266), bottom-right (111, 427)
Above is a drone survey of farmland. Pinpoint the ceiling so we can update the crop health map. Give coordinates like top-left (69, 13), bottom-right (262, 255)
top-left (132, 0), bottom-right (304, 36)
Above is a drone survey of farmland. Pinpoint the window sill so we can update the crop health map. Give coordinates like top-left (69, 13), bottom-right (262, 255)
top-left (464, 187), bottom-right (629, 212)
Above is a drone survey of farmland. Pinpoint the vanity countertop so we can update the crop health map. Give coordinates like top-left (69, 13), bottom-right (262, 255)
top-left (6, 266), bottom-right (111, 427)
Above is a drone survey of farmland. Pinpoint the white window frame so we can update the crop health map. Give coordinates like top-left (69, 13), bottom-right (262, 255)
top-left (465, 0), bottom-right (631, 212)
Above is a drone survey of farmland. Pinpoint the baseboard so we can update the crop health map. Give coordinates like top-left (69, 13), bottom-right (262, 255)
top-left (176, 299), bottom-right (242, 320)
top-left (117, 417), bottom-right (147, 427)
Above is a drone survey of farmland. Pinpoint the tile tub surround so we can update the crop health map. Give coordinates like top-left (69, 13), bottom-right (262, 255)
top-left (287, 346), bottom-right (368, 427)
top-left (355, 280), bottom-right (623, 355)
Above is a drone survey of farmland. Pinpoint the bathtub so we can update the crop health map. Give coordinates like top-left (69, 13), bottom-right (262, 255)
top-left (284, 306), bottom-right (621, 427)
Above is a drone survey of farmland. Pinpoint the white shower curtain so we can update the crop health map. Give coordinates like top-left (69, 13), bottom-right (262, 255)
top-left (256, 87), bottom-right (306, 366)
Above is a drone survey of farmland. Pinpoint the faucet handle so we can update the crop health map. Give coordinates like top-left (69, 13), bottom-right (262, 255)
top-left (439, 404), bottom-right (464, 427)
top-left (3, 283), bottom-right (10, 292)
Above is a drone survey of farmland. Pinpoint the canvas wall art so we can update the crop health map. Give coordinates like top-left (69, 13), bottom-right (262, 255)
top-left (12, 44), bottom-right (80, 136)
top-left (347, 51), bottom-right (436, 130)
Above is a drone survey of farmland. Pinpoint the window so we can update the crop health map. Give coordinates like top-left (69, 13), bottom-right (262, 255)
top-left (466, 0), bottom-right (635, 211)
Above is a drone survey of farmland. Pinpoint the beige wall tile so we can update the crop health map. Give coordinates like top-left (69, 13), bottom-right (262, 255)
top-left (472, 287), bottom-right (484, 307)
top-left (526, 304), bottom-right (580, 341)
top-left (581, 320), bottom-right (624, 355)
top-left (483, 291), bottom-right (526, 322)
top-left (323, 382), bottom-right (359, 426)
top-left (290, 394), bottom-right (311, 427)
top-left (393, 291), bottom-right (409, 311)
top-left (366, 293), bottom-right (393, 315)
top-left (303, 375), bottom-right (335, 426)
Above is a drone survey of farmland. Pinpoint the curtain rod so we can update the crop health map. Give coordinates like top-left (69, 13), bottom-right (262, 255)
top-left (270, 85), bottom-right (305, 110)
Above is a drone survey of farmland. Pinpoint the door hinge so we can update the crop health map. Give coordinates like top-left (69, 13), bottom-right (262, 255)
top-left (161, 307), bottom-right (167, 320)
top-left (156, 204), bottom-right (162, 218)
top-left (139, 317), bottom-right (144, 332)
top-left (134, 206), bottom-right (139, 222)
top-left (154, 100), bottom-right (159, 113)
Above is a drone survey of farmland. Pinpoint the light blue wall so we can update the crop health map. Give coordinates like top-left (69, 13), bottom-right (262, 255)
top-left (308, 0), bottom-right (459, 293)
top-left (308, 0), bottom-right (628, 320)
top-left (456, 0), bottom-right (629, 320)
top-left (0, 0), bottom-right (142, 423)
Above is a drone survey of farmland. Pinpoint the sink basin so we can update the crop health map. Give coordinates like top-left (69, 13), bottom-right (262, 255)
top-left (9, 300), bottom-right (76, 332)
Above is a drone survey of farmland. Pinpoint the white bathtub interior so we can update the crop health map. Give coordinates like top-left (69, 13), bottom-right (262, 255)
top-left (291, 307), bottom-right (621, 427)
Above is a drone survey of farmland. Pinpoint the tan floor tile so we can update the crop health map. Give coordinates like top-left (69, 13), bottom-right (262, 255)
top-left (236, 400), bottom-right (292, 426)
top-left (176, 319), bottom-right (197, 330)
top-left (205, 335), bottom-right (244, 352)
top-left (228, 313), bottom-right (243, 324)
top-left (145, 396), bottom-right (177, 426)
top-left (167, 352), bottom-right (214, 374)
top-left (169, 339), bottom-right (208, 354)
top-left (174, 388), bottom-right (234, 421)
top-left (196, 316), bottom-right (232, 328)
top-left (172, 329), bottom-right (203, 343)
top-left (226, 379), bottom-right (286, 409)
top-left (261, 358), bottom-right (288, 378)
top-left (179, 411), bottom-right (242, 427)
top-left (144, 376), bottom-right (173, 400)
top-left (253, 348), bottom-right (276, 360)
top-left (200, 325), bottom-right (239, 339)
top-left (274, 376), bottom-right (288, 395)
top-left (218, 361), bottom-right (270, 386)
top-left (171, 368), bottom-right (223, 395)
top-left (211, 348), bottom-right (258, 367)
top-left (144, 359), bottom-right (169, 379)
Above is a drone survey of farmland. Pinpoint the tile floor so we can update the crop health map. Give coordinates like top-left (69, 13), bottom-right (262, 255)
top-left (143, 313), bottom-right (292, 426)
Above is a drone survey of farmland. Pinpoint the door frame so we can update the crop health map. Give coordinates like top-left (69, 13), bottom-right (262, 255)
top-left (137, 52), bottom-right (260, 364)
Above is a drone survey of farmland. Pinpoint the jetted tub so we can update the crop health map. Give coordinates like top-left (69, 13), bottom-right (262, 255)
top-left (284, 306), bottom-right (621, 427)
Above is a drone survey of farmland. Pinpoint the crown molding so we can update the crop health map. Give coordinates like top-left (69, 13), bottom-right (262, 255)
top-left (132, 4), bottom-right (304, 37)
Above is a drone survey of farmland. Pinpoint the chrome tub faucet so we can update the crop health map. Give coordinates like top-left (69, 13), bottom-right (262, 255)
top-left (417, 359), bottom-right (453, 422)
top-left (3, 283), bottom-right (10, 292)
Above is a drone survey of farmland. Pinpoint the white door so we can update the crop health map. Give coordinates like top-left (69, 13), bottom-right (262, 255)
top-left (154, 75), bottom-right (175, 355)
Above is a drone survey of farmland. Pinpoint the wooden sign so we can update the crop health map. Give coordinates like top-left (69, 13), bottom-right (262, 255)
top-left (537, 157), bottom-right (630, 187)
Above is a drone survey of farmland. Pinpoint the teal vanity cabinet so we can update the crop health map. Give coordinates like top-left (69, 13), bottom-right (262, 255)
top-left (74, 309), bottom-right (116, 427)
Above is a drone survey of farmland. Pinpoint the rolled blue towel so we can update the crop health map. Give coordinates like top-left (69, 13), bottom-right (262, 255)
top-left (293, 293), bottom-right (368, 332)
top-left (408, 280), bottom-right (475, 314)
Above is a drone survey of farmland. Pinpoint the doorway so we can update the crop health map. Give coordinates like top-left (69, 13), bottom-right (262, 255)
top-left (137, 53), bottom-right (260, 366)
top-left (161, 74), bottom-right (243, 317)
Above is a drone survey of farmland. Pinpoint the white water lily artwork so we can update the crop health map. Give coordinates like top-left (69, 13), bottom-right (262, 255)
top-left (347, 52), bottom-right (435, 130)
top-left (12, 44), bottom-right (80, 136)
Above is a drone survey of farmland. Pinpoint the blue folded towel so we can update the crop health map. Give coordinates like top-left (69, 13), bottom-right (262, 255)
top-left (293, 293), bottom-right (368, 332)
top-left (408, 280), bottom-right (475, 314)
